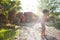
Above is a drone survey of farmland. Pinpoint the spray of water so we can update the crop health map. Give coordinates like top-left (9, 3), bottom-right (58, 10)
top-left (17, 14), bottom-right (44, 40)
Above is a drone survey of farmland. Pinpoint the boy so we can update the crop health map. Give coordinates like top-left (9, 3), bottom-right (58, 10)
top-left (41, 9), bottom-right (49, 40)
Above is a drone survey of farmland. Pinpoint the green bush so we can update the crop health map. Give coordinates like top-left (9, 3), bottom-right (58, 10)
top-left (54, 23), bottom-right (60, 29)
top-left (0, 29), bottom-right (17, 40)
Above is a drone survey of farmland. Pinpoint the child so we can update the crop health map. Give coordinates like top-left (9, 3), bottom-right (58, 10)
top-left (41, 9), bottom-right (49, 40)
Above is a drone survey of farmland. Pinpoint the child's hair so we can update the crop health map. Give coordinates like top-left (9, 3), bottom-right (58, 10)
top-left (42, 9), bottom-right (49, 14)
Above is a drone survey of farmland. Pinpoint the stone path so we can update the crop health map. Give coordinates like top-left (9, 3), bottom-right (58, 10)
top-left (14, 23), bottom-right (60, 40)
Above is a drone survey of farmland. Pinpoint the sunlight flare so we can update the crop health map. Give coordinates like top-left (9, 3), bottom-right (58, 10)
top-left (20, 0), bottom-right (38, 14)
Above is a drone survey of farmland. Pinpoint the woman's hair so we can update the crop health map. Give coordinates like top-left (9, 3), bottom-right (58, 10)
top-left (42, 9), bottom-right (49, 14)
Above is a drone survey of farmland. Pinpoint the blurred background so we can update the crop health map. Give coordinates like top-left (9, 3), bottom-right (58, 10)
top-left (0, 0), bottom-right (60, 40)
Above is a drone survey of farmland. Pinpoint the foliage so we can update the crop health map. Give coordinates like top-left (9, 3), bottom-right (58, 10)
top-left (0, 0), bottom-right (21, 40)
top-left (38, 0), bottom-right (60, 16)
top-left (38, 0), bottom-right (60, 28)
top-left (54, 22), bottom-right (60, 29)
top-left (38, 0), bottom-right (60, 12)
top-left (0, 0), bottom-right (21, 17)
top-left (0, 29), bottom-right (17, 40)
top-left (0, 0), bottom-right (21, 25)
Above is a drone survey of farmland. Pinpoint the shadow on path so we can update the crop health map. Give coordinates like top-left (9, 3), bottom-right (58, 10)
top-left (45, 35), bottom-right (57, 40)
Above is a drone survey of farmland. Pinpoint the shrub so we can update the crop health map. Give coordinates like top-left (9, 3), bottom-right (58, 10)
top-left (0, 29), bottom-right (17, 40)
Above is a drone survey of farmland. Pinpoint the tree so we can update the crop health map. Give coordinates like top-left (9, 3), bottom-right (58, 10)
top-left (0, 0), bottom-right (21, 24)
top-left (38, 0), bottom-right (60, 12)
top-left (0, 0), bottom-right (21, 17)
top-left (38, 0), bottom-right (60, 28)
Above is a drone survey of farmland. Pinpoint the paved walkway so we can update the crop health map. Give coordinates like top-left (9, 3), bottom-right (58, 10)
top-left (14, 23), bottom-right (60, 40)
